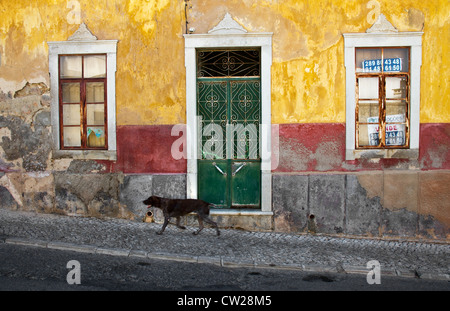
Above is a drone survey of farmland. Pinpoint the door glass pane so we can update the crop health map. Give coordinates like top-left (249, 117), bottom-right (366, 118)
top-left (62, 83), bottom-right (80, 103)
top-left (358, 77), bottom-right (379, 99)
top-left (63, 104), bottom-right (81, 125)
top-left (86, 82), bottom-right (104, 103)
top-left (197, 81), bottom-right (227, 159)
top-left (87, 104), bottom-right (105, 125)
top-left (60, 56), bottom-right (82, 78)
top-left (87, 127), bottom-right (106, 147)
top-left (63, 127), bottom-right (81, 147)
top-left (385, 77), bottom-right (407, 99)
top-left (230, 80), bottom-right (260, 160)
top-left (201, 122), bottom-right (224, 159)
top-left (84, 55), bottom-right (106, 78)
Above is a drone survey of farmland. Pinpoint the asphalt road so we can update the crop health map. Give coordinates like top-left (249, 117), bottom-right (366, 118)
top-left (0, 243), bottom-right (449, 294)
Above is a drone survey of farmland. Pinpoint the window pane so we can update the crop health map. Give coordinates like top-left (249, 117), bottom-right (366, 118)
top-left (356, 48), bottom-right (382, 73)
top-left (62, 83), bottom-right (80, 103)
top-left (86, 82), bottom-right (104, 103)
top-left (359, 124), bottom-right (380, 147)
top-left (358, 77), bottom-right (379, 99)
top-left (60, 56), bottom-right (82, 78)
top-left (84, 55), bottom-right (106, 78)
top-left (87, 127), bottom-right (106, 147)
top-left (63, 127), bottom-right (81, 147)
top-left (386, 101), bottom-right (407, 120)
top-left (63, 104), bottom-right (81, 125)
top-left (87, 104), bottom-right (105, 125)
top-left (385, 77), bottom-right (407, 99)
top-left (384, 48), bottom-right (409, 73)
top-left (358, 100), bottom-right (379, 121)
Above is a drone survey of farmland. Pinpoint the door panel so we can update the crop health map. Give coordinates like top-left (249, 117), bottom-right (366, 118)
top-left (231, 161), bottom-right (260, 207)
top-left (198, 160), bottom-right (228, 208)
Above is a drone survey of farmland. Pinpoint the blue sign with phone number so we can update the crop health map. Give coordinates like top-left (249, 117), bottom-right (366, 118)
top-left (363, 58), bottom-right (402, 72)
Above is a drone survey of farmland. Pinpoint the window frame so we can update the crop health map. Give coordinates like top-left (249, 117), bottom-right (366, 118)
top-left (355, 47), bottom-right (411, 150)
top-left (48, 39), bottom-right (117, 161)
top-left (58, 54), bottom-right (108, 150)
top-left (343, 31), bottom-right (423, 160)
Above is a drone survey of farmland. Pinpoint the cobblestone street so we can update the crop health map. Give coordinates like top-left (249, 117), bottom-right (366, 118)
top-left (0, 209), bottom-right (448, 280)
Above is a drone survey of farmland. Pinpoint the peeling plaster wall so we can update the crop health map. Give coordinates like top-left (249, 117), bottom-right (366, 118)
top-left (0, 83), bottom-right (52, 172)
top-left (0, 0), bottom-right (448, 241)
top-left (0, 1), bottom-right (448, 125)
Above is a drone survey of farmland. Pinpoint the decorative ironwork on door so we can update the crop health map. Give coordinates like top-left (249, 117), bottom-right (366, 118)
top-left (197, 49), bottom-right (260, 77)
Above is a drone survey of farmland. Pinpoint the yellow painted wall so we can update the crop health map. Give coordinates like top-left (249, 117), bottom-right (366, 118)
top-left (0, 0), bottom-right (448, 124)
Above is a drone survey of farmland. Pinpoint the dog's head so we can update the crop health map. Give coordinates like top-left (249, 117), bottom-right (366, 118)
top-left (143, 195), bottom-right (162, 209)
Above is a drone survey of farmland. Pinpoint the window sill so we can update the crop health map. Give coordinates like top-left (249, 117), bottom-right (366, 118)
top-left (53, 149), bottom-right (117, 161)
top-left (346, 148), bottom-right (418, 161)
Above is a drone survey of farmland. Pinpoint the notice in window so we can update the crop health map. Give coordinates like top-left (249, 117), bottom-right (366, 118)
top-left (363, 58), bottom-right (402, 72)
top-left (367, 114), bottom-right (405, 146)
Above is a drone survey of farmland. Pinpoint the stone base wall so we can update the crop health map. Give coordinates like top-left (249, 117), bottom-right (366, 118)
top-left (273, 171), bottom-right (450, 241)
top-left (2, 171), bottom-right (448, 242)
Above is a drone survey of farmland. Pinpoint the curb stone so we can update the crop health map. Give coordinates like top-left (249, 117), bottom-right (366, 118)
top-left (129, 250), bottom-right (148, 259)
top-left (197, 255), bottom-right (222, 265)
top-left (47, 241), bottom-right (97, 254)
top-left (96, 247), bottom-right (130, 257)
top-left (147, 252), bottom-right (196, 263)
top-left (5, 237), bottom-right (48, 248)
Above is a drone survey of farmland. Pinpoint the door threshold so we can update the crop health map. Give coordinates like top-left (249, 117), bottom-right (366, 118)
top-left (210, 209), bottom-right (273, 216)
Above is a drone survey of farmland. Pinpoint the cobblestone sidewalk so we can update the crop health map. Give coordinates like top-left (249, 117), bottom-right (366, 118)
top-left (0, 209), bottom-right (448, 280)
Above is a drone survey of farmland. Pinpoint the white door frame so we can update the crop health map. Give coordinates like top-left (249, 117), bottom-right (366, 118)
top-left (184, 20), bottom-right (273, 213)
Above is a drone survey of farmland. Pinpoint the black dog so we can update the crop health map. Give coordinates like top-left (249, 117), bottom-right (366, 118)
top-left (143, 196), bottom-right (220, 236)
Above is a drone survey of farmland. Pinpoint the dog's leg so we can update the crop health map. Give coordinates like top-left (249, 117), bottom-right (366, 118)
top-left (157, 216), bottom-right (170, 235)
top-left (193, 215), bottom-right (204, 235)
top-left (176, 217), bottom-right (186, 230)
top-left (201, 215), bottom-right (221, 236)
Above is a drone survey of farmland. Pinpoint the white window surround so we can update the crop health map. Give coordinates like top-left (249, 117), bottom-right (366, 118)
top-left (184, 14), bottom-right (273, 214)
top-left (343, 26), bottom-right (423, 160)
top-left (47, 24), bottom-right (118, 160)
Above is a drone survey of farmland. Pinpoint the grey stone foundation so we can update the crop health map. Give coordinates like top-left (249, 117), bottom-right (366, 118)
top-left (272, 172), bottom-right (449, 241)
top-left (0, 170), bottom-right (448, 241)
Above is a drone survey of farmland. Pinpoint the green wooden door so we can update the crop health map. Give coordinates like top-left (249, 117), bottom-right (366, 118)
top-left (197, 49), bottom-right (261, 209)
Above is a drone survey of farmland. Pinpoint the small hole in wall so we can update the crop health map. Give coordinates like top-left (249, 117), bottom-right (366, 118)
top-left (309, 214), bottom-right (315, 220)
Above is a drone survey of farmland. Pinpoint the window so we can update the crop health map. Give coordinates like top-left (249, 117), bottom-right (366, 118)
top-left (48, 23), bottom-right (117, 160)
top-left (59, 54), bottom-right (107, 149)
top-left (355, 47), bottom-right (410, 149)
top-left (343, 18), bottom-right (423, 160)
